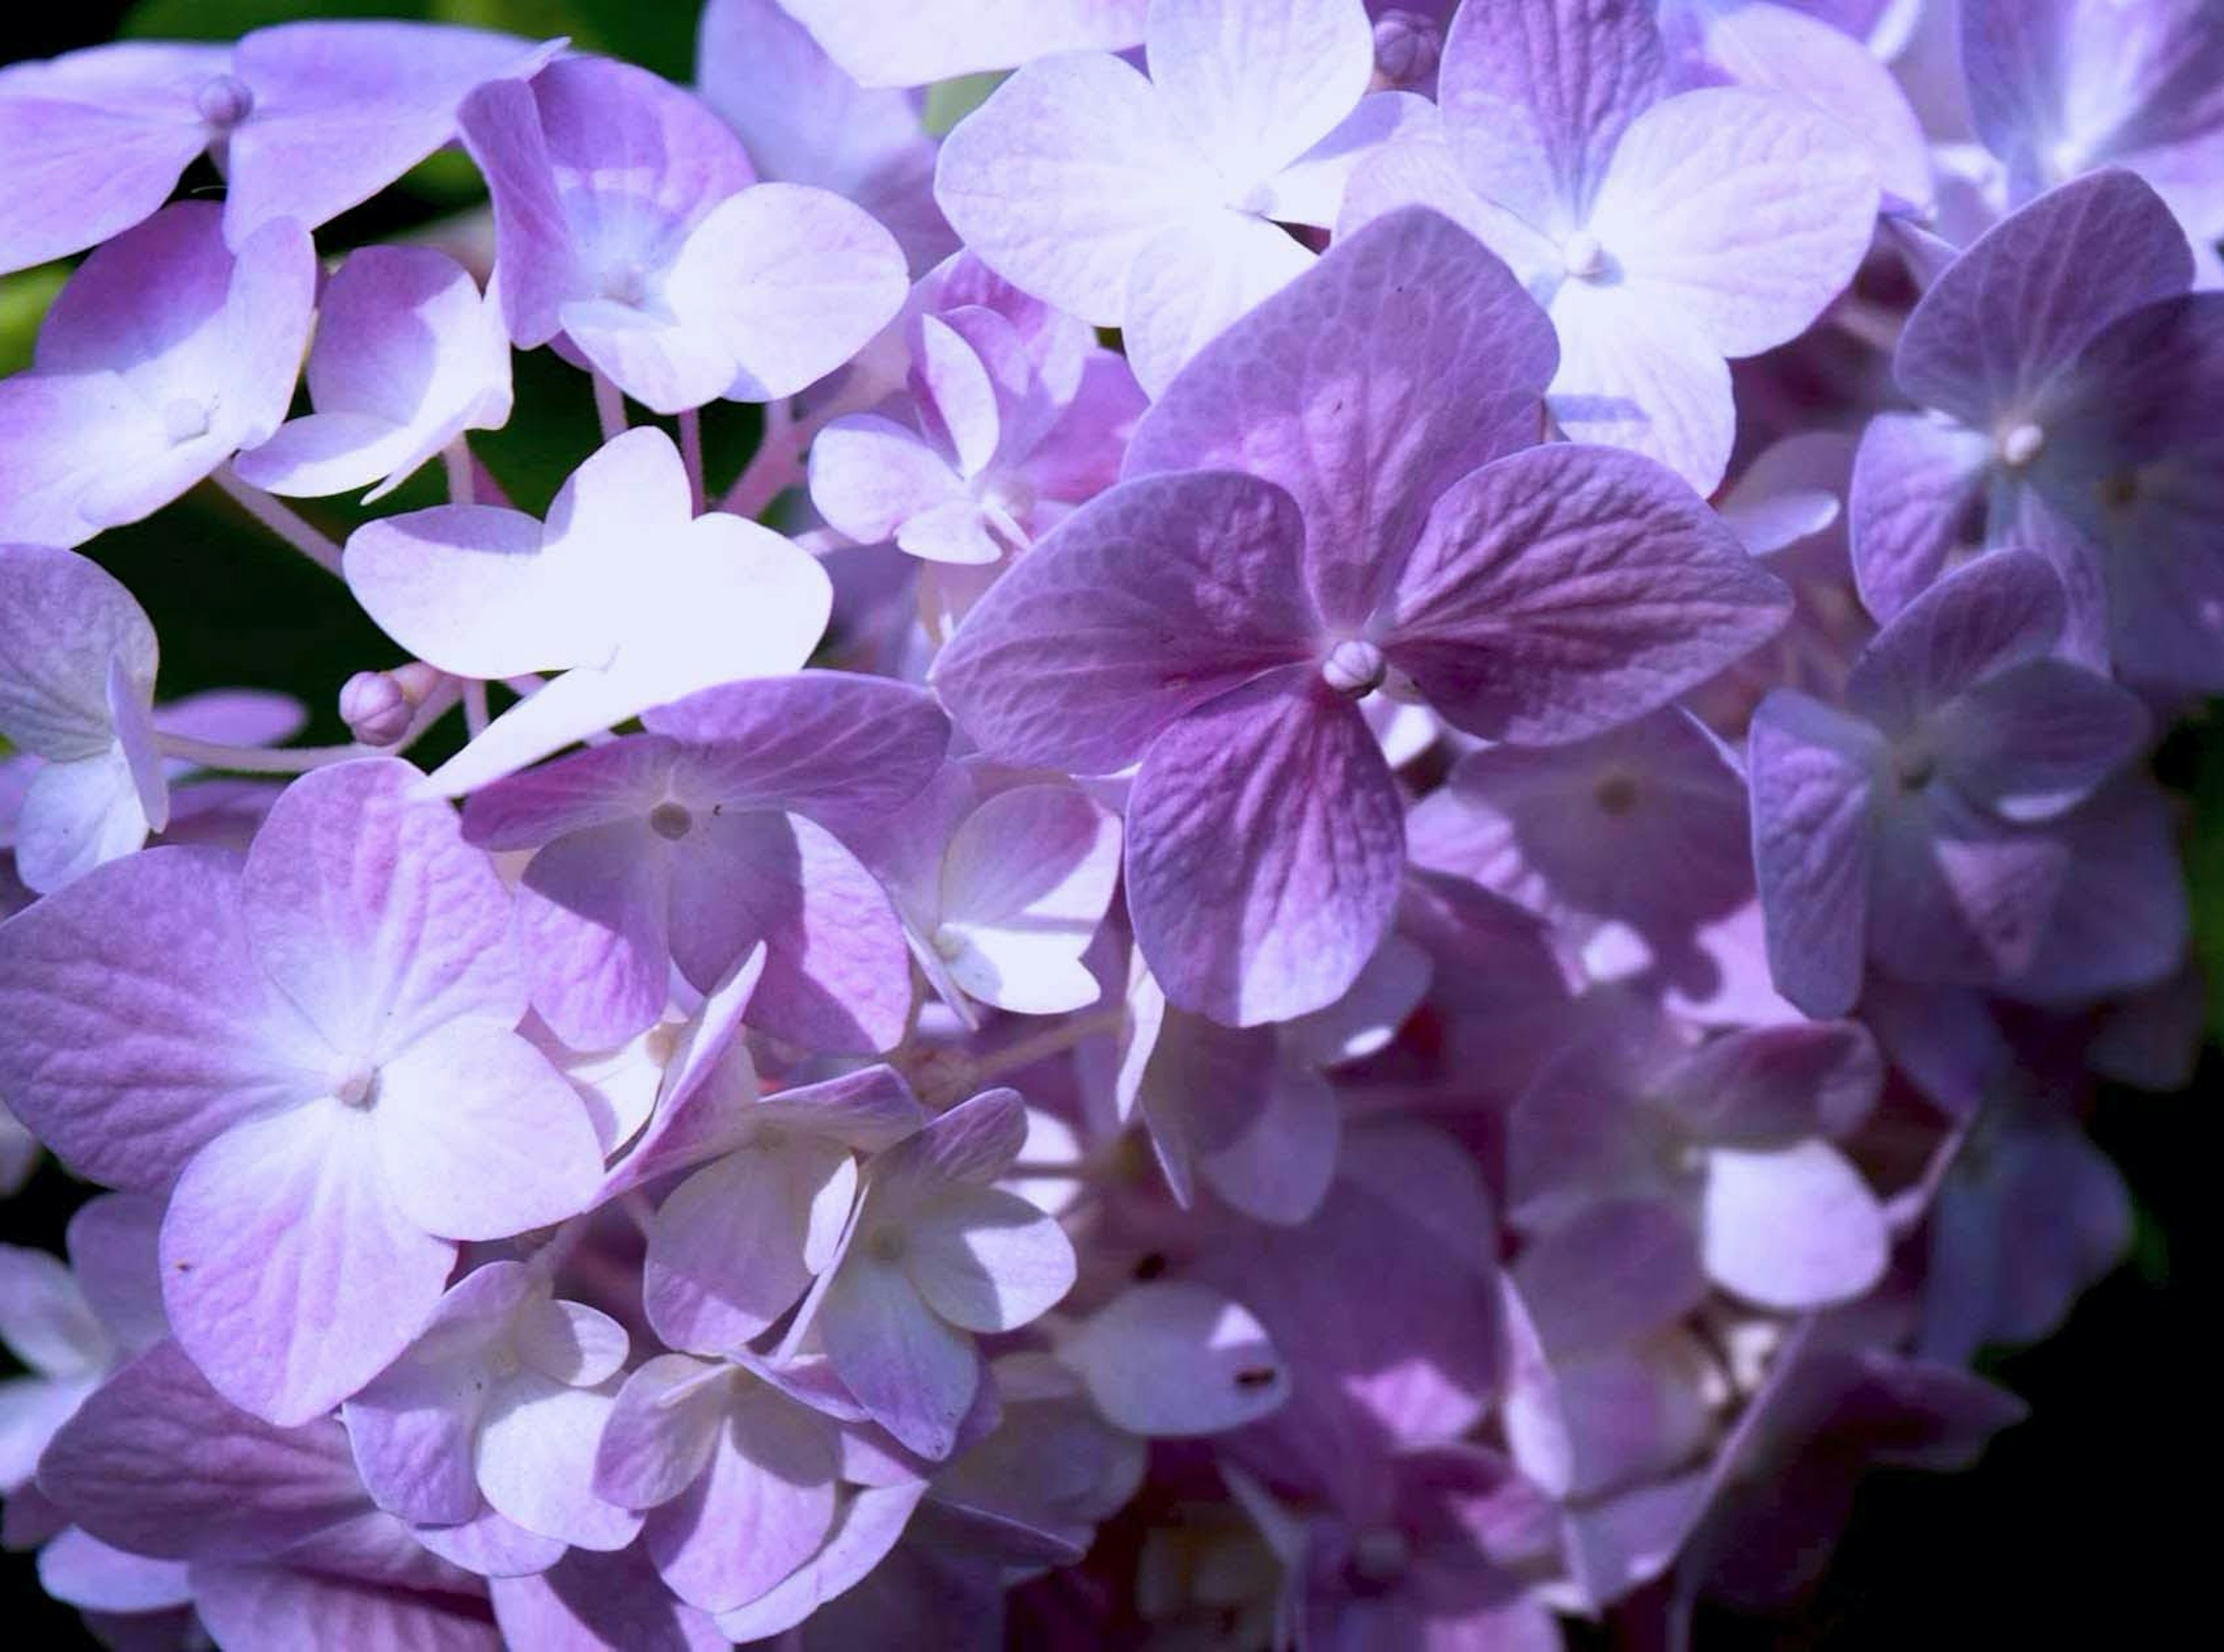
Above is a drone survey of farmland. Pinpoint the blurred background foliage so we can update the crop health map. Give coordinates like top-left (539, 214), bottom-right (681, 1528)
top-left (0, 2), bottom-right (2210, 1647)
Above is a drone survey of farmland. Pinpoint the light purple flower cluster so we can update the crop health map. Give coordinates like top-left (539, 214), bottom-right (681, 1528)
top-left (0, 1), bottom-right (2212, 1646)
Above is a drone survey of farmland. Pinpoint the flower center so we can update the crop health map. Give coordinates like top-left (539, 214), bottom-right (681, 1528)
top-left (335, 1066), bottom-right (380, 1109)
top-left (648, 801), bottom-right (693, 841)
top-left (865, 1226), bottom-right (907, 1264)
top-left (602, 261), bottom-right (652, 308)
top-left (931, 923), bottom-right (967, 962)
top-left (1593, 772), bottom-right (1640, 816)
top-left (162, 398), bottom-right (211, 445)
top-left (1321, 638), bottom-right (1386, 698)
top-left (1998, 422), bottom-right (2045, 469)
top-left (1371, 10), bottom-right (1443, 88)
top-left (1560, 230), bottom-right (1607, 281)
top-left (196, 74), bottom-right (254, 129)
top-left (1894, 743), bottom-right (1937, 791)
top-left (1349, 1526), bottom-right (1411, 1585)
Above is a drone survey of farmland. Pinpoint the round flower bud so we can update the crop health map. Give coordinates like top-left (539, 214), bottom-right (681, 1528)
top-left (1372, 10), bottom-right (1444, 89)
top-left (196, 73), bottom-right (255, 129)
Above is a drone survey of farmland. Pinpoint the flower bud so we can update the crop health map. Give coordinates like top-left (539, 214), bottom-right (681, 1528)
top-left (1371, 10), bottom-right (1443, 89)
top-left (341, 662), bottom-right (442, 748)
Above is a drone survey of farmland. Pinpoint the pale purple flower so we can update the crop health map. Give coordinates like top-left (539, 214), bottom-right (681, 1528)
top-left (460, 55), bottom-right (908, 415)
top-left (938, 210), bottom-right (1787, 1024)
top-left (0, 20), bottom-right (554, 273)
top-left (0, 760), bottom-right (605, 1424)
top-left (697, 0), bottom-right (954, 272)
top-left (1344, 0), bottom-right (1879, 489)
top-left (0, 203), bottom-right (312, 547)
top-left (233, 245), bottom-right (513, 502)
top-left (1508, 1002), bottom-right (1891, 1310)
top-left (459, 670), bottom-right (947, 1054)
top-left (345, 427), bottom-right (834, 795)
top-left (340, 1260), bottom-right (640, 1552)
top-left (1751, 551), bottom-right (2150, 1017)
top-left (1053, 1281), bottom-right (1292, 1438)
top-left (936, 0), bottom-right (1428, 392)
top-left (1850, 168), bottom-right (2224, 689)
top-left (796, 1089), bottom-right (1077, 1460)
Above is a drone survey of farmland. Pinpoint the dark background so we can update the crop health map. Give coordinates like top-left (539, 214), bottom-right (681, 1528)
top-left (1, 3), bottom-right (2209, 1646)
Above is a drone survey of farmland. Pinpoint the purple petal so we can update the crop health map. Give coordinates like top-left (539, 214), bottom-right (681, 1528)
top-left (1847, 410), bottom-right (1995, 625)
top-left (809, 414), bottom-right (971, 544)
top-left (1843, 549), bottom-right (2066, 733)
top-left (460, 736), bottom-right (676, 851)
top-left (932, 783), bottom-right (1122, 1016)
top-left (35, 1527), bottom-right (193, 1614)
top-left (1544, 278), bottom-right (1737, 491)
top-left (1930, 658), bottom-right (2149, 821)
top-left (1437, 0), bottom-right (1667, 227)
top-left (904, 1187), bottom-right (1076, 1333)
top-left (1059, 1281), bottom-right (1289, 1437)
top-left (475, 1371), bottom-right (642, 1552)
top-left (0, 545), bottom-right (155, 760)
top-left (594, 1355), bottom-right (732, 1512)
top-left (645, 1383), bottom-right (839, 1612)
top-left (818, 1255), bottom-right (979, 1461)
top-left (243, 759), bottom-right (525, 1061)
top-left (709, 1479), bottom-right (928, 1642)
top-left (161, 1105), bottom-right (455, 1426)
top-left (1127, 671), bottom-right (1403, 1026)
top-left (189, 1556), bottom-right (502, 1652)
top-left (1748, 690), bottom-right (1886, 1018)
top-left (1700, 1140), bottom-right (1889, 1309)
top-left (1148, 0), bottom-right (1373, 189)
top-left (1896, 169), bottom-right (2192, 424)
top-left (0, 847), bottom-right (325, 1189)
top-left (1659, 1021), bottom-right (1884, 1143)
top-left (1865, 782), bottom-right (2072, 986)
top-left (490, 1540), bottom-right (727, 1652)
top-left (781, 0), bottom-right (1144, 85)
top-left (37, 1340), bottom-right (367, 1559)
top-left (644, 1139), bottom-right (857, 1353)
top-left (1126, 206), bottom-right (1558, 630)
top-left (931, 470), bottom-right (1317, 774)
top-left (1382, 443), bottom-right (1790, 743)
top-left (1513, 1198), bottom-right (1707, 1356)
top-left (516, 821), bottom-right (673, 1050)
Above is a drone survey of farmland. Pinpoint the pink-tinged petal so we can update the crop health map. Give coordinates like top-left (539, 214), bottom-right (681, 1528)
top-left (0, 544), bottom-right (156, 759)
top-left (1844, 549), bottom-right (2065, 732)
top-left (1513, 1198), bottom-right (1706, 1356)
top-left (1865, 784), bottom-right (2071, 986)
top-left (1930, 659), bottom-right (2149, 821)
top-left (344, 505), bottom-right (600, 681)
top-left (491, 1541), bottom-right (726, 1652)
top-left (904, 1187), bottom-right (1076, 1333)
top-left (222, 20), bottom-right (556, 243)
top-left (1122, 209), bottom-right (1316, 397)
top-left (1126, 206), bottom-right (1559, 628)
top-left (668, 182), bottom-right (908, 404)
top-left (645, 1139), bottom-right (857, 1353)
top-left (461, 736), bottom-right (677, 851)
top-left (191, 1559), bottom-right (502, 1652)
top-left (1545, 278), bottom-right (1735, 490)
top-left (373, 1020), bottom-right (602, 1241)
top-left (1587, 87), bottom-right (1879, 357)
top-left (646, 1384), bottom-right (839, 1612)
top-left (1437, 0), bottom-right (1668, 229)
top-left (1059, 1282), bottom-right (1289, 1437)
top-left (37, 1340), bottom-right (368, 1559)
top-left (162, 1105), bottom-right (455, 1426)
top-left (476, 1372), bottom-right (642, 1551)
top-left (933, 52), bottom-right (1213, 326)
top-left (935, 784), bottom-right (1121, 1016)
top-left (1148, 0), bottom-right (1373, 188)
top-left (1385, 444), bottom-right (1790, 742)
top-left (667, 811), bottom-right (912, 1055)
top-left (648, 671), bottom-right (949, 821)
top-left (780, 0), bottom-right (1146, 85)
top-left (818, 1249), bottom-right (978, 1460)
top-left (1848, 411), bottom-right (1995, 625)
top-left (1128, 672), bottom-right (1404, 1027)
top-left (0, 846), bottom-right (325, 1189)
top-left (0, 59), bottom-right (210, 274)
top-left (244, 759), bottom-right (525, 1061)
top-left (932, 470), bottom-right (1316, 773)
top-left (35, 1527), bottom-right (193, 1614)
top-left (1748, 690), bottom-right (1886, 1018)
top-left (1661, 1021), bottom-right (1883, 1144)
top-left (12, 750), bottom-right (152, 896)
top-left (809, 414), bottom-right (970, 545)
top-left (710, 1479), bottom-right (928, 1642)
top-left (593, 1355), bottom-right (732, 1512)
top-left (1700, 1140), bottom-right (1889, 1309)
top-left (1896, 169), bottom-right (2193, 425)
top-left (517, 820), bottom-right (672, 1051)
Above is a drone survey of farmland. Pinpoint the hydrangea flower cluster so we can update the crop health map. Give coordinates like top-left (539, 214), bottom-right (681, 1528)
top-left (0, 1), bottom-right (2211, 1646)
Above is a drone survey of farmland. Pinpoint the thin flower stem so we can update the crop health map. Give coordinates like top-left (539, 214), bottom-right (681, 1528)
top-left (156, 732), bottom-right (374, 774)
top-left (720, 397), bottom-right (797, 517)
top-left (592, 371), bottom-right (629, 443)
top-left (678, 406), bottom-right (706, 513)
top-left (444, 440), bottom-right (477, 506)
top-left (464, 677), bottom-right (491, 739)
top-left (919, 1005), bottom-right (1130, 1104)
top-left (210, 466), bottom-right (345, 578)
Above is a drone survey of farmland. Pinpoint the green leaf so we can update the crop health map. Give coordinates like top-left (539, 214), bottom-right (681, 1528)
top-left (124, 0), bottom-right (431, 38)
top-left (2188, 704), bottom-right (2224, 1038)
top-left (0, 265), bottom-right (66, 377)
top-left (924, 72), bottom-right (1006, 137)
top-left (433, 0), bottom-right (697, 79)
